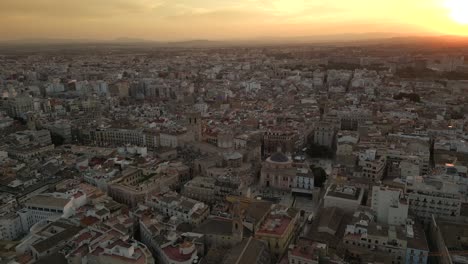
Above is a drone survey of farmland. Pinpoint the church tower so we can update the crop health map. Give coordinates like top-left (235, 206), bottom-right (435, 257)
top-left (186, 112), bottom-right (202, 142)
top-left (26, 113), bottom-right (37, 130)
top-left (232, 201), bottom-right (244, 243)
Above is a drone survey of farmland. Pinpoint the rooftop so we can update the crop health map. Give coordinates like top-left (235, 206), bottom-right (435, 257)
top-left (26, 193), bottom-right (71, 209)
top-left (326, 184), bottom-right (363, 200)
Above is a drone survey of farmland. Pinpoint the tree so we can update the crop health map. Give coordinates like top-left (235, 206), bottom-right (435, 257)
top-left (51, 132), bottom-right (65, 146)
top-left (393, 92), bottom-right (421, 103)
top-left (311, 165), bottom-right (327, 187)
top-left (306, 143), bottom-right (333, 159)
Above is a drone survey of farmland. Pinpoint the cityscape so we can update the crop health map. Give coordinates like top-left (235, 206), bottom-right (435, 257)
top-left (1, 1), bottom-right (468, 264)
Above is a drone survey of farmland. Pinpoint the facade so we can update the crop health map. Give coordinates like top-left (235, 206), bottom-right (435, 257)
top-left (263, 130), bottom-right (299, 157)
top-left (313, 121), bottom-right (337, 149)
top-left (291, 168), bottom-right (315, 195)
top-left (343, 215), bottom-right (407, 264)
top-left (260, 152), bottom-right (296, 190)
top-left (339, 110), bottom-right (371, 131)
top-left (406, 176), bottom-right (462, 224)
top-left (107, 167), bottom-right (178, 208)
top-left (336, 132), bottom-right (359, 167)
top-left (255, 205), bottom-right (299, 259)
top-left (371, 186), bottom-right (409, 226)
top-left (67, 228), bottom-right (154, 264)
top-left (91, 128), bottom-right (159, 149)
top-left (182, 177), bottom-right (216, 204)
top-left (186, 112), bottom-right (202, 142)
top-left (355, 149), bottom-right (387, 182)
top-left (44, 121), bottom-right (72, 143)
top-left (18, 192), bottom-right (86, 231)
top-left (405, 221), bottom-right (429, 264)
top-left (0, 212), bottom-right (25, 240)
top-left (7, 144), bottom-right (54, 161)
top-left (342, 210), bottom-right (428, 264)
top-left (6, 95), bottom-right (34, 118)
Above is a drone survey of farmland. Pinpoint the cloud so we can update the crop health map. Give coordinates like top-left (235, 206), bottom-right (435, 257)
top-left (0, 0), bottom-right (162, 18)
top-left (0, 0), bottom-right (464, 40)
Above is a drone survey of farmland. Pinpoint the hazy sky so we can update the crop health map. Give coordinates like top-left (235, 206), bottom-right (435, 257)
top-left (0, 0), bottom-right (467, 41)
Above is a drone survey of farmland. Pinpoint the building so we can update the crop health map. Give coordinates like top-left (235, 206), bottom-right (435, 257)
top-left (147, 192), bottom-right (210, 226)
top-left (406, 176), bottom-right (462, 224)
top-left (214, 175), bottom-right (243, 202)
top-left (15, 219), bottom-right (82, 261)
top-left (186, 112), bottom-right (202, 142)
top-left (138, 214), bottom-right (201, 264)
top-left (386, 134), bottom-right (431, 176)
top-left (336, 132), bottom-right (359, 167)
top-left (263, 129), bottom-right (300, 157)
top-left (7, 144), bottom-right (55, 161)
top-left (223, 237), bottom-right (271, 264)
top-left (430, 217), bottom-right (467, 264)
top-left (338, 109), bottom-right (371, 131)
top-left (343, 211), bottom-right (428, 264)
top-left (91, 127), bottom-right (159, 149)
top-left (288, 239), bottom-right (325, 264)
top-left (291, 167), bottom-right (315, 196)
top-left (0, 212), bottom-right (25, 240)
top-left (6, 95), bottom-right (34, 118)
top-left (371, 186), bottom-right (408, 226)
top-left (313, 121), bottom-right (337, 149)
top-left (18, 192), bottom-right (86, 231)
top-left (108, 167), bottom-right (178, 208)
top-left (44, 120), bottom-right (72, 143)
top-left (182, 177), bottom-right (216, 204)
top-left (354, 149), bottom-right (387, 182)
top-left (67, 228), bottom-right (154, 264)
top-left (406, 220), bottom-right (429, 264)
top-left (255, 205), bottom-right (299, 259)
top-left (323, 184), bottom-right (364, 213)
top-left (260, 152), bottom-right (296, 190)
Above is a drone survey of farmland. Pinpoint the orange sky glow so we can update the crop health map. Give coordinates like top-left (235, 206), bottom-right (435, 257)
top-left (0, 0), bottom-right (467, 41)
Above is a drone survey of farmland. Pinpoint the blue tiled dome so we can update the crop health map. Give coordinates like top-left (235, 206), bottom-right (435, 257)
top-left (270, 152), bottom-right (290, 163)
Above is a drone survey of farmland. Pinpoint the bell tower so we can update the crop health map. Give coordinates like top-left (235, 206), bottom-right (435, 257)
top-left (26, 113), bottom-right (37, 130)
top-left (186, 112), bottom-right (202, 142)
top-left (232, 201), bottom-right (243, 243)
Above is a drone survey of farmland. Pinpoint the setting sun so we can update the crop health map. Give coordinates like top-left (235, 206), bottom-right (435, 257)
top-left (445, 0), bottom-right (468, 24)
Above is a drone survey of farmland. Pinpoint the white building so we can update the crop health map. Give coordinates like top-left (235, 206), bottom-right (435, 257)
top-left (371, 186), bottom-right (408, 226)
top-left (146, 192), bottom-right (210, 226)
top-left (406, 176), bottom-right (462, 223)
top-left (292, 168), bottom-right (315, 195)
top-left (18, 192), bottom-right (86, 231)
top-left (0, 212), bottom-right (25, 240)
top-left (355, 149), bottom-right (386, 182)
top-left (324, 184), bottom-right (364, 213)
top-left (313, 122), bottom-right (337, 149)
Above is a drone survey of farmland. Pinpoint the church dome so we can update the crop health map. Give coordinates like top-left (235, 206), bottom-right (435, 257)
top-left (269, 152), bottom-right (290, 163)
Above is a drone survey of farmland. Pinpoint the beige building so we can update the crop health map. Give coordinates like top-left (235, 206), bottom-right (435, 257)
top-left (260, 152), bottom-right (296, 190)
top-left (108, 167), bottom-right (178, 208)
top-left (255, 205), bottom-right (299, 260)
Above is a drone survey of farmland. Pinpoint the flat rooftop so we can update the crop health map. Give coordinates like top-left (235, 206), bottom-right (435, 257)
top-left (326, 184), bottom-right (362, 200)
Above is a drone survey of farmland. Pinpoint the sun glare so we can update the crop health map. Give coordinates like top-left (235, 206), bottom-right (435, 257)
top-left (445, 0), bottom-right (468, 24)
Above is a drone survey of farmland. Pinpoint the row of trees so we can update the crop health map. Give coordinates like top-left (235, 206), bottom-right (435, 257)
top-left (393, 92), bottom-right (421, 103)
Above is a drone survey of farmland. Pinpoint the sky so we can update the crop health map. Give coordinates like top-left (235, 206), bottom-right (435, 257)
top-left (0, 0), bottom-right (467, 41)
